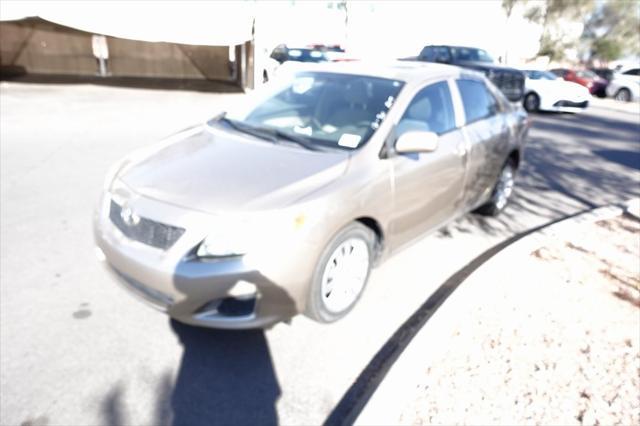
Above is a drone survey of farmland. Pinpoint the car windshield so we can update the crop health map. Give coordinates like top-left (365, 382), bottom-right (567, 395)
top-left (218, 72), bottom-right (405, 150)
top-left (525, 70), bottom-right (557, 80)
top-left (450, 47), bottom-right (494, 63)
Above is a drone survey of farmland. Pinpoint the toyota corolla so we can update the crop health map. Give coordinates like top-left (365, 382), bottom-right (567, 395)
top-left (94, 61), bottom-right (529, 329)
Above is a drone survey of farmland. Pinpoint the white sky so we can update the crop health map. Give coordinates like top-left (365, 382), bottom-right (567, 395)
top-left (1, 0), bottom-right (544, 65)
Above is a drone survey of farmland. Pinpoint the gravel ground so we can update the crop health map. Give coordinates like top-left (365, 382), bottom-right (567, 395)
top-left (398, 215), bottom-right (640, 426)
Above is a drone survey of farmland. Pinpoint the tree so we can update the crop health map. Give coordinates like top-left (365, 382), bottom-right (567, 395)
top-left (501, 0), bottom-right (518, 63)
top-left (520, 0), bottom-right (596, 61)
top-left (582, 0), bottom-right (640, 63)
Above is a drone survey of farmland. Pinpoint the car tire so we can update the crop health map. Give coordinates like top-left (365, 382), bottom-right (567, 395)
top-left (474, 159), bottom-right (516, 217)
top-left (615, 88), bottom-right (631, 102)
top-left (523, 93), bottom-right (540, 112)
top-left (305, 222), bottom-right (375, 323)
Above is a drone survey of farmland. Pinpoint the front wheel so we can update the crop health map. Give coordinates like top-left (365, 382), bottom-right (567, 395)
top-left (475, 160), bottom-right (516, 217)
top-left (305, 223), bottom-right (375, 323)
top-left (615, 88), bottom-right (631, 102)
top-left (523, 93), bottom-right (540, 112)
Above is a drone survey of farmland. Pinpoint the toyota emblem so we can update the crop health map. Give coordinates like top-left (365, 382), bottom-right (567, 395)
top-left (120, 203), bottom-right (140, 226)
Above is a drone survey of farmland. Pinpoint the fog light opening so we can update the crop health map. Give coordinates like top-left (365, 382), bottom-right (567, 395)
top-left (195, 281), bottom-right (259, 319)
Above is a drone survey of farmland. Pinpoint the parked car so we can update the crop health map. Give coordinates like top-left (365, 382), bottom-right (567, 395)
top-left (94, 62), bottom-right (529, 329)
top-left (550, 68), bottom-right (607, 97)
top-left (270, 45), bottom-right (329, 64)
top-left (605, 67), bottom-right (640, 102)
top-left (522, 70), bottom-right (590, 113)
top-left (413, 45), bottom-right (525, 102)
top-left (590, 67), bottom-right (614, 82)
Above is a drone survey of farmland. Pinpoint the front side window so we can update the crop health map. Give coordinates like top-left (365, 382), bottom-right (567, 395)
top-left (456, 79), bottom-right (498, 124)
top-left (222, 72), bottom-right (404, 150)
top-left (623, 68), bottom-right (640, 76)
top-left (397, 81), bottom-right (456, 136)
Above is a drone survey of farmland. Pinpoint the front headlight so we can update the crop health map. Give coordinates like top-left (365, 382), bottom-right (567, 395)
top-left (195, 203), bottom-right (326, 259)
top-left (196, 231), bottom-right (249, 258)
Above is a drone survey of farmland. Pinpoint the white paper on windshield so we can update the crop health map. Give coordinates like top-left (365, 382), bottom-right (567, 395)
top-left (293, 125), bottom-right (312, 136)
top-left (338, 133), bottom-right (361, 148)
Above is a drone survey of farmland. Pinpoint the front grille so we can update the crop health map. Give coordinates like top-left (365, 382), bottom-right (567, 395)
top-left (109, 200), bottom-right (185, 250)
top-left (553, 100), bottom-right (589, 108)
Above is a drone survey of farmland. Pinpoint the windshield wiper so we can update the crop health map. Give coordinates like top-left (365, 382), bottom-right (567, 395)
top-left (209, 113), bottom-right (279, 143)
top-left (258, 127), bottom-right (322, 151)
top-left (209, 113), bottom-right (321, 151)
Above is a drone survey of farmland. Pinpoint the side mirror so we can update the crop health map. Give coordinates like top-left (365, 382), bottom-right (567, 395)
top-left (395, 131), bottom-right (439, 154)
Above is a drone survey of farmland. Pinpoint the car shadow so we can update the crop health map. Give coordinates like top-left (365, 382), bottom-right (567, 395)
top-left (99, 322), bottom-right (281, 426)
top-left (436, 110), bottom-right (640, 239)
top-left (592, 149), bottom-right (640, 170)
top-left (167, 321), bottom-right (280, 426)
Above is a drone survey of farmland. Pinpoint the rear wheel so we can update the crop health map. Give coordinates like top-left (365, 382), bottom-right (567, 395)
top-left (305, 223), bottom-right (375, 323)
top-left (475, 160), bottom-right (516, 217)
top-left (615, 88), bottom-right (631, 102)
top-left (523, 93), bottom-right (540, 112)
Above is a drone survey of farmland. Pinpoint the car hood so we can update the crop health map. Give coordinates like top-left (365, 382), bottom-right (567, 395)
top-left (118, 125), bottom-right (350, 213)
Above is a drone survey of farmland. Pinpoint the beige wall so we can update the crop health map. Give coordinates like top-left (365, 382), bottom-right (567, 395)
top-left (1, 17), bottom-right (241, 85)
top-left (107, 38), bottom-right (231, 81)
top-left (1, 19), bottom-right (95, 75)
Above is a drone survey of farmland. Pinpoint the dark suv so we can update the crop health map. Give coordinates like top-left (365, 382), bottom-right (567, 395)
top-left (415, 45), bottom-right (525, 102)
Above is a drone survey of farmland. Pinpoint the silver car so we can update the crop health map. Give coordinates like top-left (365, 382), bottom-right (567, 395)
top-left (94, 61), bottom-right (529, 329)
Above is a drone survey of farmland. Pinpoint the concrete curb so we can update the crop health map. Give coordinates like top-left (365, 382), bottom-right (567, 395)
top-left (623, 198), bottom-right (640, 220)
top-left (589, 97), bottom-right (640, 115)
top-left (353, 198), bottom-right (639, 426)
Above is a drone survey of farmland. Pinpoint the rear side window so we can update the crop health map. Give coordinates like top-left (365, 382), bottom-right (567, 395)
top-left (397, 81), bottom-right (456, 136)
top-left (456, 79), bottom-right (498, 124)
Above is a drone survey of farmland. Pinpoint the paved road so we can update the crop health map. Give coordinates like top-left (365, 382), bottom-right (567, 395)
top-left (1, 82), bottom-right (638, 426)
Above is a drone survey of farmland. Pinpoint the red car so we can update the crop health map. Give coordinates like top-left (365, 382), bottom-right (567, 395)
top-left (550, 68), bottom-right (607, 97)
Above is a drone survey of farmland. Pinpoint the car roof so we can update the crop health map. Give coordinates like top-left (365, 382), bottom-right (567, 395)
top-left (425, 45), bottom-right (486, 50)
top-left (287, 60), bottom-right (466, 83)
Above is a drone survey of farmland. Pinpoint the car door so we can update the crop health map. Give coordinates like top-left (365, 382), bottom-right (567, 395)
top-left (388, 80), bottom-right (467, 249)
top-left (454, 78), bottom-right (510, 210)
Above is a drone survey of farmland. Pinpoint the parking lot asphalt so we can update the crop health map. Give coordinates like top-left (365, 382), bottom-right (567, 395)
top-left (1, 82), bottom-right (639, 426)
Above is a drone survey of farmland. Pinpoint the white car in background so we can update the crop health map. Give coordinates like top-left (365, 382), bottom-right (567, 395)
top-left (606, 68), bottom-right (640, 102)
top-left (522, 70), bottom-right (591, 113)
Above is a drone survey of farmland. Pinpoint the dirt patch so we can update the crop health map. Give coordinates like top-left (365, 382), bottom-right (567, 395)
top-left (399, 216), bottom-right (640, 425)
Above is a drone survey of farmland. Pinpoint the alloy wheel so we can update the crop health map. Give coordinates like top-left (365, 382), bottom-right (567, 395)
top-left (494, 166), bottom-right (515, 210)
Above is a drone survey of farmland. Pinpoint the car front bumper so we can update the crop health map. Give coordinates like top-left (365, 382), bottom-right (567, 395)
top-left (94, 189), bottom-right (320, 329)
